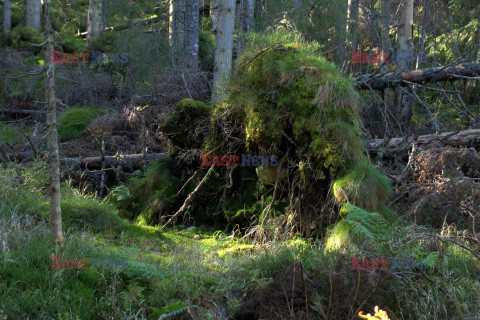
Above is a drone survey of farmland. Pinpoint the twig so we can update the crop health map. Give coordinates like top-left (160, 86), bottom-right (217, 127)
top-left (175, 169), bottom-right (201, 197)
top-left (161, 166), bottom-right (215, 229)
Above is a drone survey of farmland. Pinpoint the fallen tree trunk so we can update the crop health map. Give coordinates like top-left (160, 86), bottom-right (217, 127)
top-left (357, 63), bottom-right (480, 90)
top-left (0, 151), bottom-right (168, 169)
top-left (0, 109), bottom-right (46, 116)
top-left (367, 129), bottom-right (480, 155)
top-left (77, 17), bottom-right (162, 38)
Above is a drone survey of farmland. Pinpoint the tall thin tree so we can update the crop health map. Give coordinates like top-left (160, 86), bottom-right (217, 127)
top-left (393, 0), bottom-right (415, 129)
top-left (185, 0), bottom-right (199, 71)
top-left (345, 0), bottom-right (359, 72)
top-left (87, 0), bottom-right (106, 45)
top-left (43, 0), bottom-right (64, 246)
top-left (2, 0), bottom-right (12, 41)
top-left (212, 0), bottom-right (236, 103)
top-left (25, 0), bottom-right (42, 30)
top-left (242, 0), bottom-right (254, 32)
top-left (169, 0), bottom-right (185, 66)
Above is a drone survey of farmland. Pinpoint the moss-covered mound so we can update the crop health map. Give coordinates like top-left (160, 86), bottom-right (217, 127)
top-left (132, 38), bottom-right (395, 239)
top-left (161, 98), bottom-right (212, 153)
top-left (202, 40), bottom-right (394, 238)
top-left (58, 106), bottom-right (106, 141)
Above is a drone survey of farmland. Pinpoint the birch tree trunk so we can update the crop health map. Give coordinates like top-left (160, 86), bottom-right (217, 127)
top-left (212, 0), bottom-right (236, 104)
top-left (87, 0), bottom-right (106, 45)
top-left (169, 0), bottom-right (185, 65)
top-left (2, 0), bottom-right (12, 41)
top-left (43, 0), bottom-right (64, 246)
top-left (25, 0), bottom-right (41, 31)
top-left (184, 0), bottom-right (199, 71)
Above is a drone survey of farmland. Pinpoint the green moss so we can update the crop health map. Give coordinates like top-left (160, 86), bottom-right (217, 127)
top-left (161, 99), bottom-right (212, 151)
top-left (333, 163), bottom-right (392, 214)
top-left (57, 106), bottom-right (105, 141)
top-left (61, 199), bottom-right (124, 232)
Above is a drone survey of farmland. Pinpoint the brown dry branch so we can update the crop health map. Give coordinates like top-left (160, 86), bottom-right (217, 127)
top-left (161, 166), bottom-right (215, 230)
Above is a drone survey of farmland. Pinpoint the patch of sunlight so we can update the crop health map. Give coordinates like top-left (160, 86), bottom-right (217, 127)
top-left (135, 215), bottom-right (148, 227)
top-left (217, 244), bottom-right (255, 258)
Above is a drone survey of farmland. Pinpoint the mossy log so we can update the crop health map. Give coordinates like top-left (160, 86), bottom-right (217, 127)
top-left (367, 129), bottom-right (480, 155)
top-left (357, 63), bottom-right (480, 90)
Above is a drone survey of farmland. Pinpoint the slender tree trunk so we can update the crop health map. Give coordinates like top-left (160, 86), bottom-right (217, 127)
top-left (212, 0), bottom-right (236, 103)
top-left (397, 0), bottom-right (414, 72)
top-left (393, 0), bottom-right (415, 129)
top-left (380, 0), bottom-right (391, 68)
top-left (2, 0), bottom-right (12, 41)
top-left (43, 0), bottom-right (64, 247)
top-left (87, 0), bottom-right (105, 45)
top-left (345, 0), bottom-right (359, 72)
top-left (235, 0), bottom-right (242, 28)
top-left (169, 0), bottom-right (185, 65)
top-left (184, 0), bottom-right (199, 71)
top-left (242, 0), bottom-right (254, 32)
top-left (25, 0), bottom-right (42, 30)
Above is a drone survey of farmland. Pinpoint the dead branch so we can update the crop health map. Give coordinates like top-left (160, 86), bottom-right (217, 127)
top-left (161, 166), bottom-right (215, 230)
top-left (367, 129), bottom-right (480, 154)
top-left (357, 63), bottom-right (480, 90)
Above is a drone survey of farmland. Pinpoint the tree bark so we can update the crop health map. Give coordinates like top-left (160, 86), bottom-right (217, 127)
top-left (367, 129), bottom-right (480, 155)
top-left (390, 0), bottom-right (415, 129)
top-left (356, 63), bottom-right (480, 90)
top-left (345, 0), bottom-right (359, 65)
top-left (169, 0), bottom-right (185, 66)
top-left (184, 0), bottom-right (199, 71)
top-left (43, 0), bottom-right (64, 247)
top-left (242, 0), bottom-right (254, 32)
top-left (380, 0), bottom-right (391, 68)
top-left (212, 0), bottom-right (236, 104)
top-left (2, 0), bottom-right (11, 41)
top-left (87, 0), bottom-right (106, 45)
top-left (25, 0), bottom-right (41, 31)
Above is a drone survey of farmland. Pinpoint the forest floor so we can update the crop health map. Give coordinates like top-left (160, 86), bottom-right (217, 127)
top-left (1, 160), bottom-right (480, 320)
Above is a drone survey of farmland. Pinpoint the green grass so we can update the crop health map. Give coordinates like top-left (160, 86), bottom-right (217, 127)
top-left (0, 162), bottom-right (480, 319)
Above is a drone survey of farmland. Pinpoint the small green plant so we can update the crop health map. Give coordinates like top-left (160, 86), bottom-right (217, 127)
top-left (111, 183), bottom-right (135, 202)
